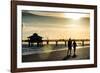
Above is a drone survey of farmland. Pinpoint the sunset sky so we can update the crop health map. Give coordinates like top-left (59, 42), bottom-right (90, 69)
top-left (22, 10), bottom-right (90, 40)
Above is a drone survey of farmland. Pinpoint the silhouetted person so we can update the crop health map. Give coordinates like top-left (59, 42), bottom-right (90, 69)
top-left (73, 40), bottom-right (77, 57)
top-left (67, 38), bottom-right (72, 56)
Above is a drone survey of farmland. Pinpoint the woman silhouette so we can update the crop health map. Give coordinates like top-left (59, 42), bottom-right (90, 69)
top-left (73, 40), bottom-right (77, 57)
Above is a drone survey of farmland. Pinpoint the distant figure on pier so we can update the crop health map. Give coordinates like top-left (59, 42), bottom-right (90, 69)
top-left (67, 38), bottom-right (72, 56)
top-left (28, 33), bottom-right (43, 47)
top-left (72, 40), bottom-right (77, 57)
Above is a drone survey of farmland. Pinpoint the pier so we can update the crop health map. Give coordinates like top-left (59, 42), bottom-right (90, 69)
top-left (22, 39), bottom-right (90, 46)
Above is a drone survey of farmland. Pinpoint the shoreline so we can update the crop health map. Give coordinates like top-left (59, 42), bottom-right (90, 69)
top-left (22, 46), bottom-right (89, 55)
top-left (22, 46), bottom-right (90, 62)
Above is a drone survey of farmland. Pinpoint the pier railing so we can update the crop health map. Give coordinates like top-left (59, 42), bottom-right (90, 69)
top-left (22, 39), bottom-right (90, 46)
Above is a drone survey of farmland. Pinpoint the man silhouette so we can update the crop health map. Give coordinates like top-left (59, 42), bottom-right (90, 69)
top-left (67, 38), bottom-right (72, 56)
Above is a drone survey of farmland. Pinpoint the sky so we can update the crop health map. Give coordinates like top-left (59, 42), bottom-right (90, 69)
top-left (22, 10), bottom-right (90, 40)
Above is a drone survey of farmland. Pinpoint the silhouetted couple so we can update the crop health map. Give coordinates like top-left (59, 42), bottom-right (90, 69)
top-left (67, 38), bottom-right (77, 57)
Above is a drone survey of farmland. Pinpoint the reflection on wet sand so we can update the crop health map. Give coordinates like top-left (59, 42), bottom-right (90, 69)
top-left (22, 44), bottom-right (90, 62)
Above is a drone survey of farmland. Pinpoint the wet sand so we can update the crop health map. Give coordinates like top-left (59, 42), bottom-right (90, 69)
top-left (22, 45), bottom-right (90, 62)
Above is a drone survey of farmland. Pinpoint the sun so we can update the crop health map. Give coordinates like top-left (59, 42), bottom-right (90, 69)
top-left (64, 13), bottom-right (81, 20)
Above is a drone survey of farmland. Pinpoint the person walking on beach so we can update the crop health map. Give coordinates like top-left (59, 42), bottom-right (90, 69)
top-left (67, 38), bottom-right (72, 56)
top-left (73, 40), bottom-right (77, 57)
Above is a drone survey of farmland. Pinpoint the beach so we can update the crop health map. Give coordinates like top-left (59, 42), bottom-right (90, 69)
top-left (22, 44), bottom-right (90, 62)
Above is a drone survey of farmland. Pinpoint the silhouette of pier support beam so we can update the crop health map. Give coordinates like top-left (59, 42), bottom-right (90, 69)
top-left (28, 42), bottom-right (31, 47)
top-left (56, 41), bottom-right (58, 46)
top-left (82, 40), bottom-right (84, 46)
top-left (47, 41), bottom-right (49, 45)
top-left (65, 41), bottom-right (67, 46)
